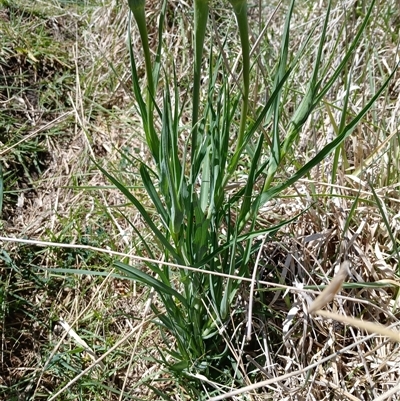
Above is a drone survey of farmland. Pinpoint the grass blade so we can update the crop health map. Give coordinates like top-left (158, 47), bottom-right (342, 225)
top-left (98, 164), bottom-right (182, 262)
top-left (115, 261), bottom-right (189, 308)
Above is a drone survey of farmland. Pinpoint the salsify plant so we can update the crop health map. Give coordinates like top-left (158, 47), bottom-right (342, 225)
top-left (100, 0), bottom-right (396, 391)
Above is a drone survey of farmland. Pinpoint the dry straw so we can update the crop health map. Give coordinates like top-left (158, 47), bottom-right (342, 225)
top-left (309, 260), bottom-right (400, 342)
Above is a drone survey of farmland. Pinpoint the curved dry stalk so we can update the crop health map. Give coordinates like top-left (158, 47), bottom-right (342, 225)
top-left (308, 260), bottom-right (350, 314)
top-left (314, 309), bottom-right (400, 343)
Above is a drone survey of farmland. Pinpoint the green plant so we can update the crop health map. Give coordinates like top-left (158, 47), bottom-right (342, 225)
top-left (100, 0), bottom-right (397, 393)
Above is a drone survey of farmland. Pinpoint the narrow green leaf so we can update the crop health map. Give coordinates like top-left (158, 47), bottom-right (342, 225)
top-left (280, 0), bottom-right (331, 159)
top-left (228, 0), bottom-right (250, 174)
top-left (268, 0), bottom-right (295, 179)
top-left (115, 261), bottom-right (189, 307)
top-left (195, 210), bottom-right (304, 268)
top-left (98, 164), bottom-right (182, 262)
top-left (127, 14), bottom-right (147, 126)
top-left (369, 182), bottom-right (400, 264)
top-left (153, 0), bottom-right (167, 89)
top-left (140, 164), bottom-right (169, 227)
top-left (192, 198), bottom-right (210, 261)
top-left (342, 191), bottom-right (360, 242)
top-left (147, 385), bottom-right (174, 401)
top-left (237, 133), bottom-right (263, 228)
top-left (127, 0), bottom-right (160, 159)
top-left (192, 0), bottom-right (209, 163)
top-left (313, 0), bottom-right (376, 105)
top-left (160, 83), bottom-right (184, 238)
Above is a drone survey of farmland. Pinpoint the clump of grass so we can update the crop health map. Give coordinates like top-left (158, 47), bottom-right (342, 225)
top-left (98, 0), bottom-right (398, 396)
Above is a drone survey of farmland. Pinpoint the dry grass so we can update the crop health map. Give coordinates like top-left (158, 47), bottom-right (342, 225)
top-left (0, 0), bottom-right (399, 400)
